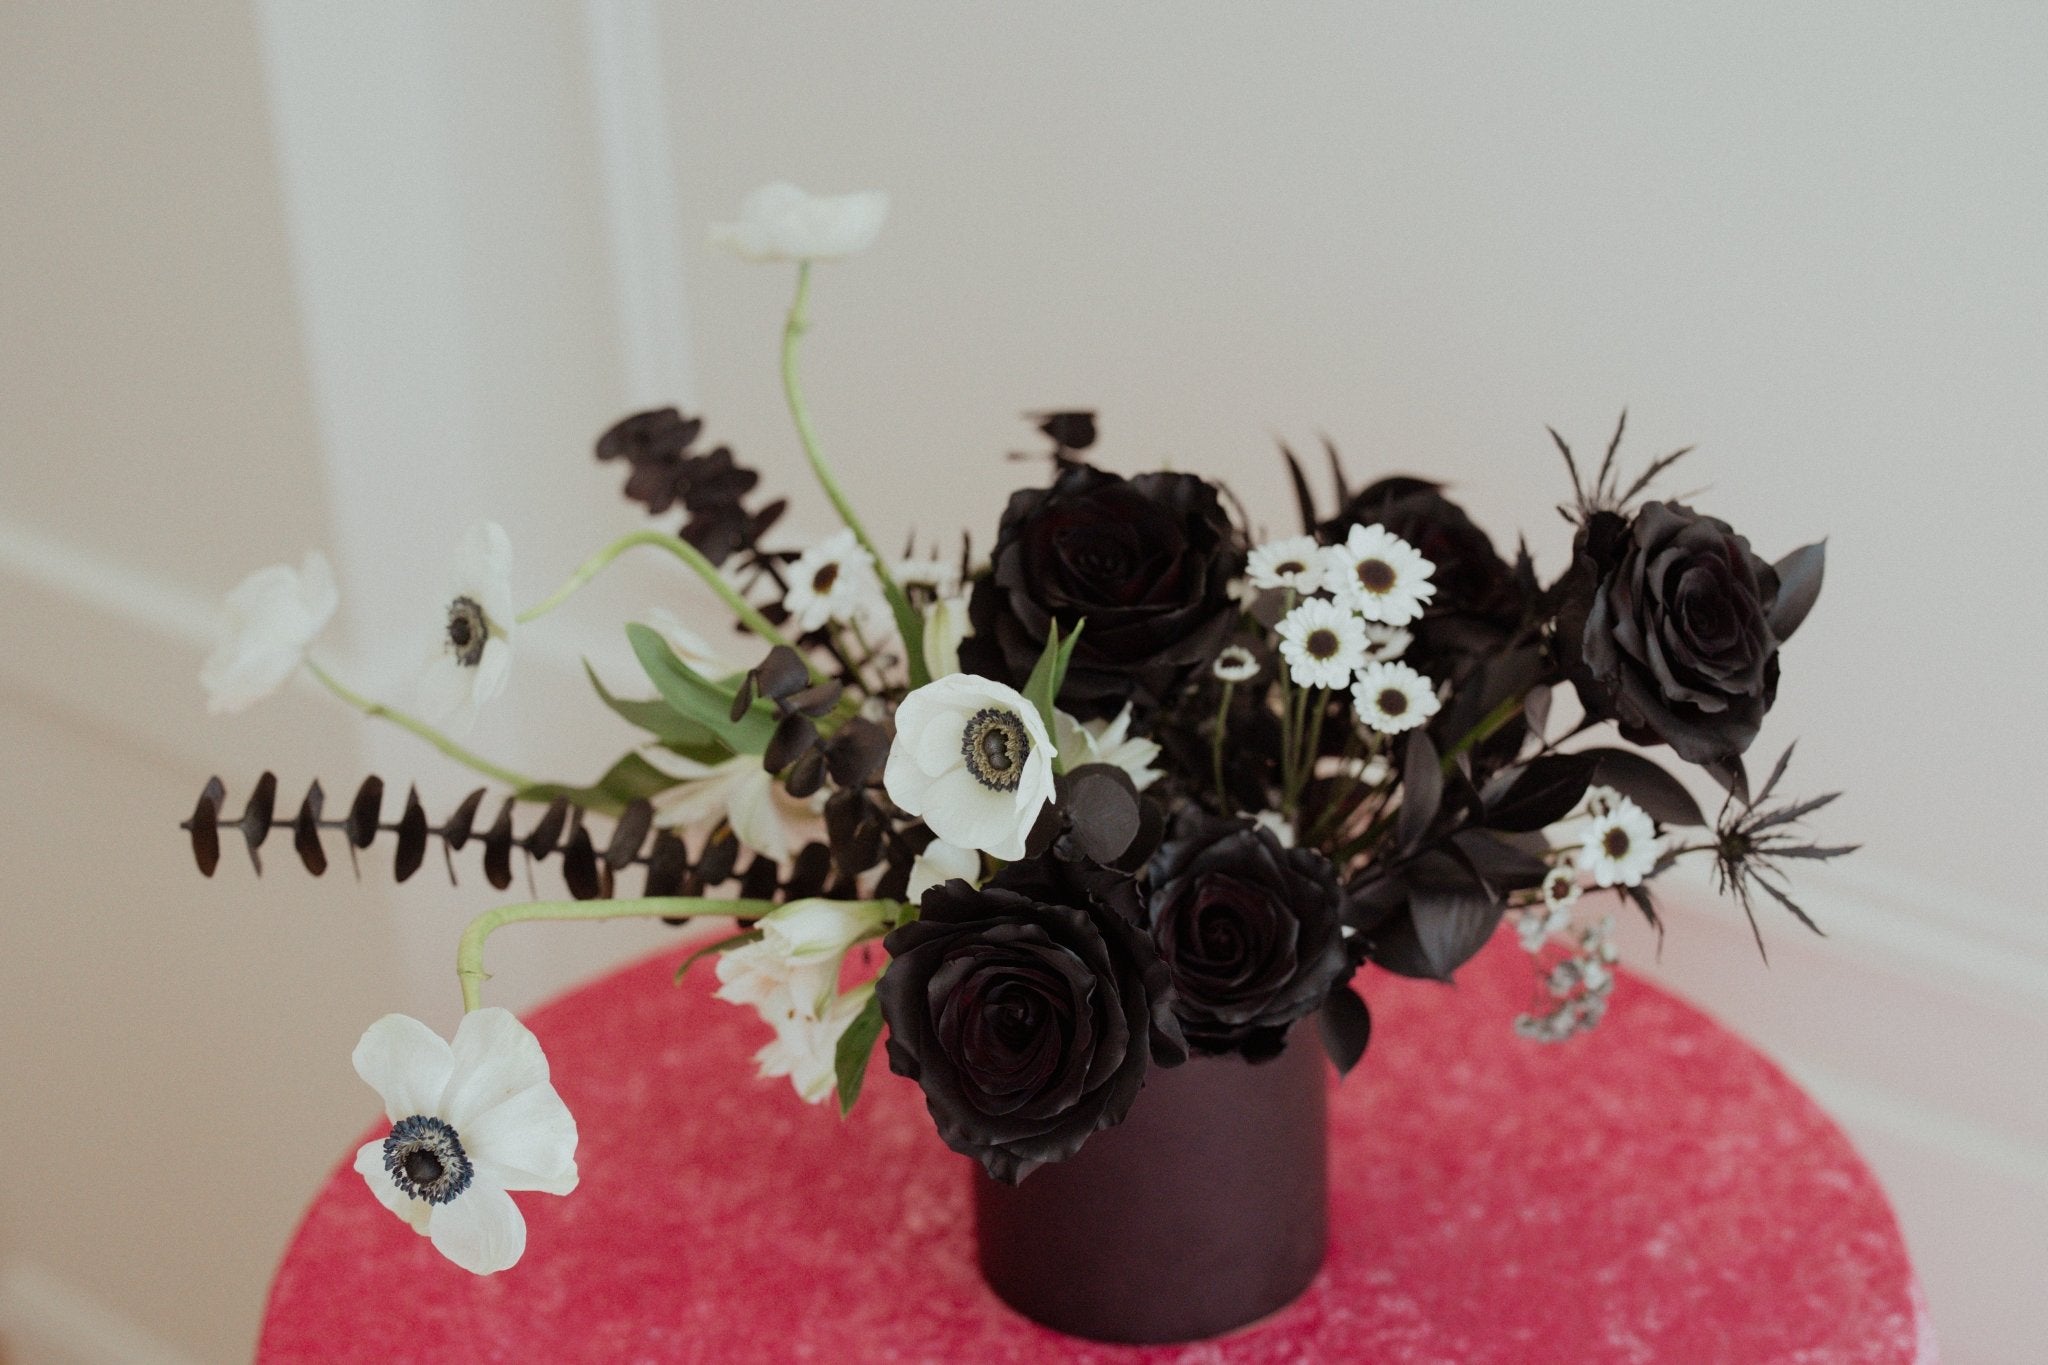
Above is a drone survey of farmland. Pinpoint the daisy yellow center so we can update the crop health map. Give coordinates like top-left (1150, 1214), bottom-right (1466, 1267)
top-left (1306, 628), bottom-right (1340, 659)
top-left (1377, 687), bottom-right (1408, 715)
top-left (445, 596), bottom-right (488, 668)
top-left (1602, 826), bottom-right (1632, 859)
top-left (1355, 558), bottom-right (1396, 594)
top-left (961, 708), bottom-right (1031, 793)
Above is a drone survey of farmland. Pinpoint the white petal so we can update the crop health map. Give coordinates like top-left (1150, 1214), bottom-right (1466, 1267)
top-left (415, 654), bottom-right (475, 728)
top-left (352, 1014), bottom-right (454, 1122)
top-left (457, 521), bottom-right (516, 624)
top-left (471, 636), bottom-right (513, 708)
top-left (464, 1081), bottom-right (579, 1195)
top-left (723, 767), bottom-right (790, 862)
top-left (426, 1180), bottom-right (527, 1275)
top-left (908, 838), bottom-right (982, 903)
top-left (354, 1138), bottom-right (432, 1233)
top-left (440, 1007), bottom-right (551, 1132)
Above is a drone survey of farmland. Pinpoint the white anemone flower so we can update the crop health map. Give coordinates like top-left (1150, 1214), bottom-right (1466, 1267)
top-left (709, 182), bottom-right (889, 263)
top-left (1323, 523), bottom-right (1436, 626)
top-left (1212, 645), bottom-right (1260, 684)
top-left (884, 673), bottom-right (1055, 861)
top-left (351, 1008), bottom-right (578, 1276)
top-left (784, 528), bottom-right (886, 634)
top-left (653, 752), bottom-right (821, 863)
top-left (1245, 535), bottom-right (1328, 595)
top-left (1578, 795), bottom-right (1660, 887)
top-left (200, 551), bottom-right (339, 714)
top-left (1276, 598), bottom-right (1369, 689)
top-left (417, 522), bottom-right (516, 733)
top-left (1352, 660), bottom-right (1441, 735)
top-left (921, 594), bottom-right (971, 679)
top-left (1054, 704), bottom-right (1164, 792)
top-left (907, 837), bottom-right (982, 904)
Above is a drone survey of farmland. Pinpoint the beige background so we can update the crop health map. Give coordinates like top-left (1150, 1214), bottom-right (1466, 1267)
top-left (2, 2), bottom-right (2043, 1361)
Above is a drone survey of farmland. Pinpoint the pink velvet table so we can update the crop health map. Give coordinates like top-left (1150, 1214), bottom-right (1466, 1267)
top-left (260, 934), bottom-right (1935, 1363)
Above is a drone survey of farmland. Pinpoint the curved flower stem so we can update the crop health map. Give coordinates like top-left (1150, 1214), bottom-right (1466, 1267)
top-left (457, 896), bottom-right (776, 1012)
top-left (782, 262), bottom-right (928, 688)
top-left (303, 657), bottom-right (537, 791)
top-left (1211, 681), bottom-right (1234, 808)
top-left (516, 529), bottom-right (798, 655)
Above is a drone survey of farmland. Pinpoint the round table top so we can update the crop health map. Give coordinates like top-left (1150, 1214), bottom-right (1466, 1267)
top-left (260, 931), bottom-right (1935, 1363)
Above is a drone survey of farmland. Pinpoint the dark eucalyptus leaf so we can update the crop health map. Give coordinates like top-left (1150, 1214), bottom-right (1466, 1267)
top-left (783, 746), bottom-right (828, 799)
top-left (561, 823), bottom-right (603, 900)
top-left (754, 645), bottom-right (810, 701)
top-left (482, 798), bottom-right (516, 891)
top-left (644, 830), bottom-right (688, 898)
top-left (605, 799), bottom-right (654, 869)
top-left (187, 777), bottom-right (224, 877)
top-left (765, 712), bottom-right (819, 773)
top-left (393, 787), bottom-right (429, 883)
top-left (522, 796), bottom-right (571, 859)
top-left (293, 780), bottom-right (327, 877)
top-left (784, 842), bottom-right (832, 899)
top-left (1058, 763), bottom-right (1142, 864)
top-left (441, 788), bottom-right (484, 850)
top-left (345, 777), bottom-right (384, 850)
top-left (695, 825), bottom-right (741, 886)
top-left (240, 771), bottom-right (277, 873)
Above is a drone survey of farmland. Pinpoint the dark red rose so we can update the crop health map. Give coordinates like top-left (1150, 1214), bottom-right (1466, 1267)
top-left (1144, 813), bottom-right (1349, 1060)
top-left (877, 858), bottom-right (1185, 1183)
top-left (961, 464), bottom-right (1244, 718)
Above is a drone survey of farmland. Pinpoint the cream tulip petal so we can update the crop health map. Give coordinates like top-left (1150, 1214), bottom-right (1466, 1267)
top-left (440, 1008), bottom-right (550, 1132)
top-left (353, 1139), bottom-right (431, 1233)
top-left (352, 1015), bottom-right (454, 1122)
top-left (464, 1082), bottom-right (579, 1195)
top-left (426, 1180), bottom-right (526, 1275)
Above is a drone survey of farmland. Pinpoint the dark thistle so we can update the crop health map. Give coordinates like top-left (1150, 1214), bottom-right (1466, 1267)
top-left (1700, 743), bottom-right (1859, 961)
top-left (1549, 410), bottom-right (1696, 523)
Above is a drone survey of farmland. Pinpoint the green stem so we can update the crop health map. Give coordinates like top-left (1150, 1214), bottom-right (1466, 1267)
top-left (1442, 693), bottom-right (1525, 768)
top-left (458, 896), bottom-right (775, 1011)
top-left (782, 262), bottom-right (928, 687)
top-left (1211, 681), bottom-right (1234, 809)
top-left (304, 658), bottom-right (537, 791)
top-left (517, 529), bottom-right (800, 658)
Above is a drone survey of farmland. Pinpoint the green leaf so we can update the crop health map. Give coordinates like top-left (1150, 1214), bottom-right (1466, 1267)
top-left (673, 927), bottom-right (764, 982)
top-left (518, 752), bottom-right (681, 815)
top-left (1020, 618), bottom-right (1086, 750)
top-left (626, 623), bottom-right (779, 756)
top-left (833, 986), bottom-right (886, 1117)
top-left (584, 661), bottom-right (729, 759)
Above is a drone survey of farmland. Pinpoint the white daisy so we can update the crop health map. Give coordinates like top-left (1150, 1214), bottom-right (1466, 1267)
top-left (784, 528), bottom-right (885, 634)
top-left (200, 551), bottom-right (339, 714)
top-left (351, 1008), bottom-right (578, 1275)
top-left (1541, 865), bottom-right (1583, 913)
top-left (1323, 523), bottom-right (1436, 625)
top-left (1275, 598), bottom-right (1369, 689)
top-left (883, 673), bottom-right (1055, 861)
top-left (652, 751), bottom-right (822, 863)
top-left (1352, 660), bottom-right (1441, 734)
top-left (1361, 622), bottom-right (1413, 662)
top-left (1578, 795), bottom-right (1659, 887)
top-left (1246, 535), bottom-right (1328, 595)
top-left (1212, 645), bottom-right (1260, 683)
top-left (417, 522), bottom-right (516, 733)
top-left (709, 182), bottom-right (889, 263)
top-left (907, 837), bottom-right (982, 905)
top-left (1054, 704), bottom-right (1164, 791)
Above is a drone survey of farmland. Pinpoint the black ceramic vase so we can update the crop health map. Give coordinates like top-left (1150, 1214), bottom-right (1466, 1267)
top-left (973, 1028), bottom-right (1329, 1344)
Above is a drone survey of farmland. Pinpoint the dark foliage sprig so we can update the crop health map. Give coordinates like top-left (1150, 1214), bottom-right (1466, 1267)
top-left (1701, 743), bottom-right (1860, 960)
top-left (180, 774), bottom-right (879, 908)
top-left (596, 408), bottom-right (787, 569)
top-left (1548, 409), bottom-right (1695, 523)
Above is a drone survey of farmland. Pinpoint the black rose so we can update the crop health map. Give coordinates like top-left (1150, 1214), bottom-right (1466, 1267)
top-left (961, 464), bottom-right (1244, 718)
top-left (1322, 476), bottom-right (1532, 670)
top-left (1559, 501), bottom-right (1820, 766)
top-left (1144, 813), bottom-right (1349, 1061)
top-left (878, 858), bottom-right (1186, 1183)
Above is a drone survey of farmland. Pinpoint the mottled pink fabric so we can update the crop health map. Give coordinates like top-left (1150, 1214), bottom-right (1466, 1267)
top-left (260, 934), bottom-right (1932, 1363)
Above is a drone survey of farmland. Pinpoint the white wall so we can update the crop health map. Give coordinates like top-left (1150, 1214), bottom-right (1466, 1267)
top-left (1, 3), bottom-right (2042, 1361)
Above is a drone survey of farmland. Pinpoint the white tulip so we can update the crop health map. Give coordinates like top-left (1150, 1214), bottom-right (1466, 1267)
top-left (351, 1008), bottom-right (578, 1275)
top-left (709, 182), bottom-right (889, 263)
top-left (883, 674), bottom-right (1055, 861)
top-left (200, 551), bottom-right (338, 714)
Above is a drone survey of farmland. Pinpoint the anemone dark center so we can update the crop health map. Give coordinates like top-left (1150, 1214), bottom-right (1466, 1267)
top-left (1603, 827), bottom-right (1632, 859)
top-left (445, 596), bottom-right (488, 668)
top-left (961, 708), bottom-right (1030, 793)
top-left (383, 1114), bottom-right (472, 1205)
top-left (811, 562), bottom-right (840, 593)
top-left (1356, 558), bottom-right (1396, 593)
top-left (1306, 628), bottom-right (1340, 659)
top-left (1378, 687), bottom-right (1408, 715)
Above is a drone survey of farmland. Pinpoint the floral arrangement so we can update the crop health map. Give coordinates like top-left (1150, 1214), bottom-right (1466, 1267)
top-left (188, 183), bottom-right (1852, 1275)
